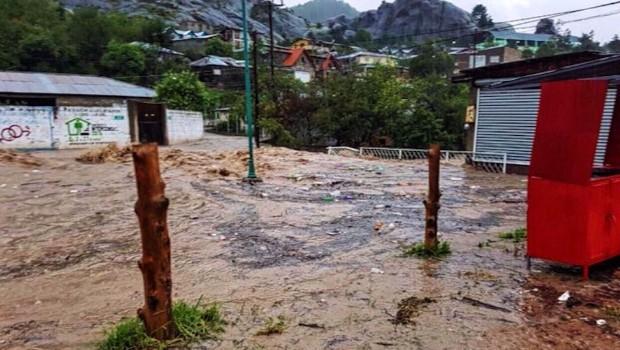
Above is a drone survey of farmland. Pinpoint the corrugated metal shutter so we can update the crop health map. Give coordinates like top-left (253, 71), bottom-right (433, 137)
top-left (475, 88), bottom-right (617, 166)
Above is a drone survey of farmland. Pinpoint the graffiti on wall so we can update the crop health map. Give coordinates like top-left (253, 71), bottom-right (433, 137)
top-left (0, 124), bottom-right (31, 143)
top-left (0, 106), bottom-right (53, 149)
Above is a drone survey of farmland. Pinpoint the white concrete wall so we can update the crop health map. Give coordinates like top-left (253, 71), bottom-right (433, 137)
top-left (54, 106), bottom-right (130, 149)
top-left (166, 109), bottom-right (204, 144)
top-left (0, 106), bottom-right (54, 149)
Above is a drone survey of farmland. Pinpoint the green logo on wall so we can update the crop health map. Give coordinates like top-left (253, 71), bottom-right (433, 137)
top-left (113, 115), bottom-right (124, 120)
top-left (66, 117), bottom-right (91, 136)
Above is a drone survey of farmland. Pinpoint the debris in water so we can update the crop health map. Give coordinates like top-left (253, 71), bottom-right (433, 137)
top-left (392, 296), bottom-right (436, 325)
top-left (0, 149), bottom-right (43, 167)
top-left (76, 144), bottom-right (131, 164)
top-left (596, 319), bottom-right (607, 326)
top-left (558, 291), bottom-right (570, 303)
top-left (371, 268), bottom-right (384, 274)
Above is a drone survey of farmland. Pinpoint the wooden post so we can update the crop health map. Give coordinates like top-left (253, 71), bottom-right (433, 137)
top-left (424, 144), bottom-right (441, 250)
top-left (132, 143), bottom-right (175, 340)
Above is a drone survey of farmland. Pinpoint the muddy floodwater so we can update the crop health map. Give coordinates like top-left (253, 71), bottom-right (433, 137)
top-left (1, 134), bottom-right (620, 349)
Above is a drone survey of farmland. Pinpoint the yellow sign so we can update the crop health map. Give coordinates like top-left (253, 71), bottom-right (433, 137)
top-left (465, 105), bottom-right (476, 123)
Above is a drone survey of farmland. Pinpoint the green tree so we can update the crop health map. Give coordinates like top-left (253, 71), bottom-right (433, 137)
top-left (535, 42), bottom-right (558, 58)
top-left (409, 43), bottom-right (455, 78)
top-left (575, 31), bottom-right (601, 52)
top-left (204, 38), bottom-right (234, 57)
top-left (521, 48), bottom-right (534, 59)
top-left (607, 35), bottom-right (620, 53)
top-left (388, 77), bottom-right (467, 149)
top-left (155, 71), bottom-right (219, 113)
top-left (472, 5), bottom-right (494, 29)
top-left (100, 41), bottom-right (146, 84)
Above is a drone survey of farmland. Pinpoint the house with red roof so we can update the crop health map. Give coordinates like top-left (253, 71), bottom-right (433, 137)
top-left (281, 48), bottom-right (317, 83)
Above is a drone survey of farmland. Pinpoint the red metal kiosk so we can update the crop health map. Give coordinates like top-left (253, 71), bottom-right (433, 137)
top-left (527, 79), bottom-right (620, 280)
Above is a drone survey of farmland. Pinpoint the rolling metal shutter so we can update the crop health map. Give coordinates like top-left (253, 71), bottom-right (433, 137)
top-left (475, 88), bottom-right (617, 166)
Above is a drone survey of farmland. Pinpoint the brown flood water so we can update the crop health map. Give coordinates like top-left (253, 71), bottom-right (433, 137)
top-left (1, 134), bottom-right (620, 349)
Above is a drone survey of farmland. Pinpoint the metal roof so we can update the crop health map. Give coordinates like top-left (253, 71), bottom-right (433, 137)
top-left (487, 31), bottom-right (579, 43)
top-left (0, 71), bottom-right (155, 98)
top-left (489, 55), bottom-right (620, 89)
top-left (190, 56), bottom-right (245, 68)
top-left (337, 51), bottom-right (396, 60)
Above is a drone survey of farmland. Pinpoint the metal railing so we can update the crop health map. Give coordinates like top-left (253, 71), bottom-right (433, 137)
top-left (327, 146), bottom-right (508, 174)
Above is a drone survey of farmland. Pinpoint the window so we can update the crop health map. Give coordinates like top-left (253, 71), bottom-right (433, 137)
top-left (213, 69), bottom-right (222, 76)
top-left (489, 56), bottom-right (500, 64)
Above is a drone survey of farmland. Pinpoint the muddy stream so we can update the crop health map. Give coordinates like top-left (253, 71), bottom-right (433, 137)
top-left (1, 134), bottom-right (619, 349)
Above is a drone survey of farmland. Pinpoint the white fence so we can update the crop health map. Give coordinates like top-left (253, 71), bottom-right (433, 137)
top-left (327, 146), bottom-right (508, 174)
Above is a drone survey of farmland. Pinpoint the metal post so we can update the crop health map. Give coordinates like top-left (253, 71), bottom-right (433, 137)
top-left (241, 0), bottom-right (259, 181)
top-left (252, 31), bottom-right (260, 148)
top-left (398, 149), bottom-right (403, 160)
top-left (502, 153), bottom-right (508, 174)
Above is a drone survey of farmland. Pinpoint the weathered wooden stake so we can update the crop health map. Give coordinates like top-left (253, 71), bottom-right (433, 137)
top-left (424, 144), bottom-right (441, 250)
top-left (132, 143), bottom-right (175, 340)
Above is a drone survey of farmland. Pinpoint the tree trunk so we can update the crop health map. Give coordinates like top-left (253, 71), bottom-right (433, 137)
top-left (424, 144), bottom-right (441, 250)
top-left (131, 143), bottom-right (175, 340)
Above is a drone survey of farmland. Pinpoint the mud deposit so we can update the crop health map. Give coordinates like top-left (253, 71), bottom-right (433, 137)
top-left (1, 134), bottom-right (620, 349)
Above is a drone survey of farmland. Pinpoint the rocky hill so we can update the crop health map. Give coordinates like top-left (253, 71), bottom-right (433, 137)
top-left (290, 0), bottom-right (359, 23)
top-left (59, 0), bottom-right (308, 40)
top-left (326, 0), bottom-right (475, 42)
top-left (60, 0), bottom-right (476, 44)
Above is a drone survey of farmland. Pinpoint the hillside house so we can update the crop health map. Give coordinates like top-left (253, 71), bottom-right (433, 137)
top-left (337, 51), bottom-right (397, 74)
top-left (281, 48), bottom-right (317, 83)
top-left (220, 27), bottom-right (245, 52)
top-left (167, 29), bottom-right (221, 53)
top-left (452, 46), bottom-right (522, 71)
top-left (478, 31), bottom-right (579, 53)
top-left (190, 56), bottom-right (245, 89)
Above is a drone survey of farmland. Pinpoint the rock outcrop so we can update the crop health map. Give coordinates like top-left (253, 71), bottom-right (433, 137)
top-left (328, 0), bottom-right (475, 42)
top-left (60, 0), bottom-right (308, 40)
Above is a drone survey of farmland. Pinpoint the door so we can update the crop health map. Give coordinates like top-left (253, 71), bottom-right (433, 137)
top-left (136, 102), bottom-right (166, 145)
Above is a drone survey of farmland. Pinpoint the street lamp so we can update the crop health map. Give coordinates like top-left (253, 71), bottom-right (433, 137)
top-left (241, 0), bottom-right (260, 182)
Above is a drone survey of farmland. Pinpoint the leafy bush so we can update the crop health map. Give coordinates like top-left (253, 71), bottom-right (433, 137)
top-left (402, 241), bottom-right (451, 259)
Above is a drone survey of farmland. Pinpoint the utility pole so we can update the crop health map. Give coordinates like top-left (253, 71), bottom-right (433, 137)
top-left (265, 1), bottom-right (282, 110)
top-left (424, 144), bottom-right (441, 250)
top-left (252, 31), bottom-right (261, 148)
top-left (241, 0), bottom-right (259, 181)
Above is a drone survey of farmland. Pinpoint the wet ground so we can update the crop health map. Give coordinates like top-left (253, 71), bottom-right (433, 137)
top-left (1, 133), bottom-right (620, 349)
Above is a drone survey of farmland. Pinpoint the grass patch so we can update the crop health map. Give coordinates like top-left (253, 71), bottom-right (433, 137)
top-left (604, 307), bottom-right (620, 321)
top-left (98, 300), bottom-right (225, 350)
top-left (98, 318), bottom-right (162, 350)
top-left (256, 316), bottom-right (286, 336)
top-left (402, 241), bottom-right (451, 259)
top-left (499, 228), bottom-right (527, 243)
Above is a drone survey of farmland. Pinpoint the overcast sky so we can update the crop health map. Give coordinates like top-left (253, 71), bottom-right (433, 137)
top-left (284, 0), bottom-right (620, 42)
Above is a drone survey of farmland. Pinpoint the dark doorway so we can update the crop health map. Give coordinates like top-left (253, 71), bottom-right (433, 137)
top-left (133, 102), bottom-right (166, 145)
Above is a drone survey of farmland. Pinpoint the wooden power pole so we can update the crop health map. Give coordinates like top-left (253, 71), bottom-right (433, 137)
top-left (424, 144), bottom-right (441, 250)
top-left (132, 143), bottom-right (175, 340)
top-left (252, 31), bottom-right (260, 148)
